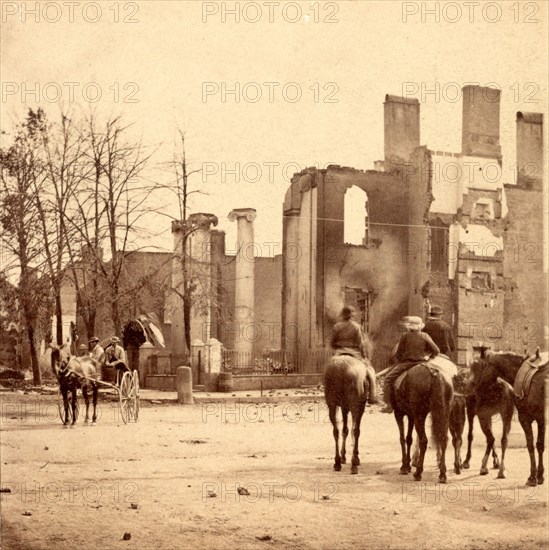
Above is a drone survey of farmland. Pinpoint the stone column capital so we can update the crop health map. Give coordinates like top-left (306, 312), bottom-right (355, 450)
top-left (187, 213), bottom-right (219, 231)
top-left (228, 208), bottom-right (257, 223)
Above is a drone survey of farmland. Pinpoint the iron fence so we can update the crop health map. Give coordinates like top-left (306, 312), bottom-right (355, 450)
top-left (221, 348), bottom-right (332, 376)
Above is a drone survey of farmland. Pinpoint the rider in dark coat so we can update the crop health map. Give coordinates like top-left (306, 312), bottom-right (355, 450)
top-left (331, 305), bottom-right (378, 404)
top-left (380, 316), bottom-right (440, 413)
top-left (422, 305), bottom-right (456, 358)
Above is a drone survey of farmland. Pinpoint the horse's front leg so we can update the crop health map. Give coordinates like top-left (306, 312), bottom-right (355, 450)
top-left (405, 417), bottom-right (414, 473)
top-left (496, 404), bottom-right (513, 479)
top-left (92, 383), bottom-right (98, 424)
top-left (536, 419), bottom-right (545, 485)
top-left (329, 406), bottom-right (341, 472)
top-left (341, 409), bottom-right (349, 465)
top-left (70, 386), bottom-right (77, 426)
top-left (62, 386), bottom-right (70, 428)
top-left (414, 415), bottom-right (428, 481)
top-left (478, 413), bottom-right (495, 475)
top-left (82, 385), bottom-right (90, 423)
top-left (351, 404), bottom-right (365, 475)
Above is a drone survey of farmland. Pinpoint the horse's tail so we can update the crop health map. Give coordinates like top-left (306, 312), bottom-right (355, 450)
top-left (430, 371), bottom-right (453, 449)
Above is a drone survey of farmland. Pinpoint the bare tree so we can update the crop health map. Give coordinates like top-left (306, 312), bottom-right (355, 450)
top-left (0, 110), bottom-right (53, 384)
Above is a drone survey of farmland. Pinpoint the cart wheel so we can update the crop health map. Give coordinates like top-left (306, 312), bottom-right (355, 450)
top-left (57, 388), bottom-right (78, 424)
top-left (132, 370), bottom-right (140, 422)
top-left (119, 371), bottom-right (133, 424)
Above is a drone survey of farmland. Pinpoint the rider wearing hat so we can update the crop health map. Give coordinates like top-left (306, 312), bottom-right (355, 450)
top-left (331, 305), bottom-right (379, 404)
top-left (380, 316), bottom-right (440, 413)
top-left (423, 305), bottom-right (456, 358)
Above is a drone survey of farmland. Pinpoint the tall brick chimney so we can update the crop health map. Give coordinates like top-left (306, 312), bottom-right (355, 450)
top-left (461, 85), bottom-right (501, 160)
top-left (384, 94), bottom-right (420, 166)
top-left (516, 112), bottom-right (543, 189)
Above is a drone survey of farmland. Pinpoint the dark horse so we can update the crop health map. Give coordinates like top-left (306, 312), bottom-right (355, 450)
top-left (324, 355), bottom-right (369, 474)
top-left (467, 352), bottom-right (517, 479)
top-left (51, 342), bottom-right (99, 427)
top-left (475, 350), bottom-right (547, 486)
top-left (393, 363), bottom-right (453, 482)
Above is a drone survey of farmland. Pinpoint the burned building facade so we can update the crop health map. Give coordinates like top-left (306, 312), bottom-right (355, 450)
top-left (282, 86), bottom-right (547, 367)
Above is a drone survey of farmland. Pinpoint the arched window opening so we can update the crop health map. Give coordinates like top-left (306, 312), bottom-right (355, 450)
top-left (344, 187), bottom-right (369, 246)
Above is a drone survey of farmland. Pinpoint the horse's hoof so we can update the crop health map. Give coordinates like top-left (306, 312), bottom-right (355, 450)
top-left (413, 473), bottom-right (422, 481)
top-left (454, 468), bottom-right (461, 475)
top-left (340, 458), bottom-right (346, 464)
top-left (462, 462), bottom-right (470, 470)
top-left (497, 471), bottom-right (506, 479)
top-left (62, 424), bottom-right (68, 429)
top-left (400, 467), bottom-right (410, 475)
top-left (439, 477), bottom-right (447, 484)
top-left (492, 462), bottom-right (500, 470)
top-left (537, 477), bottom-right (544, 485)
top-left (334, 464), bottom-right (341, 472)
top-left (480, 468), bottom-right (489, 475)
top-left (355, 458), bottom-right (361, 466)
top-left (526, 478), bottom-right (537, 487)
top-left (351, 466), bottom-right (358, 475)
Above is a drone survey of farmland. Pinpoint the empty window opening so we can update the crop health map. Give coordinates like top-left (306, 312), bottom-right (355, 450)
top-left (344, 187), bottom-right (369, 246)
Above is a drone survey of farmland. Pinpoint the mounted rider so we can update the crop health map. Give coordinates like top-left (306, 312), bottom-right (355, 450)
top-left (380, 316), bottom-right (440, 413)
top-left (330, 305), bottom-right (379, 404)
top-left (422, 305), bottom-right (456, 359)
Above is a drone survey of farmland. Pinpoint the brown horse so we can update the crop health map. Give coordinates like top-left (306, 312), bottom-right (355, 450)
top-left (482, 350), bottom-right (548, 486)
top-left (51, 342), bottom-right (99, 427)
top-left (467, 352), bottom-right (517, 479)
top-left (393, 363), bottom-right (453, 483)
top-left (324, 355), bottom-right (369, 474)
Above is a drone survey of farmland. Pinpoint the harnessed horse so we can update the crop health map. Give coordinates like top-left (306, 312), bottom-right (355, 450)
top-left (51, 342), bottom-right (99, 427)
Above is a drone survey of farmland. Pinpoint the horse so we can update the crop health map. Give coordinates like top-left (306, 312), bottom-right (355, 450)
top-left (324, 354), bottom-right (369, 474)
top-left (477, 349), bottom-right (548, 486)
top-left (392, 362), bottom-right (454, 483)
top-left (466, 352), bottom-right (517, 479)
top-left (51, 342), bottom-right (99, 427)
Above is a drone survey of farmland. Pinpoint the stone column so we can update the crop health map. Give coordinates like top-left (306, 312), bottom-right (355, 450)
top-left (170, 220), bottom-right (186, 360)
top-left (228, 208), bottom-right (257, 363)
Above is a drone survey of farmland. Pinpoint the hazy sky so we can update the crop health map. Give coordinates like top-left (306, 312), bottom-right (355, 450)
top-left (2, 0), bottom-right (548, 253)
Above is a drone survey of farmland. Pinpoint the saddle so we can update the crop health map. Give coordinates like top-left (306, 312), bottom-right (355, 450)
top-left (514, 352), bottom-right (549, 399)
top-left (394, 355), bottom-right (458, 393)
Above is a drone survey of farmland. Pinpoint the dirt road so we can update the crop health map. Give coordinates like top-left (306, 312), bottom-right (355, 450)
top-left (1, 392), bottom-right (547, 549)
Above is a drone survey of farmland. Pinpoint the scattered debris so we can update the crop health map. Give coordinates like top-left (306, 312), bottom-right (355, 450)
top-left (40, 462), bottom-right (49, 469)
top-left (256, 535), bottom-right (272, 541)
top-left (44, 446), bottom-right (49, 451)
top-left (248, 454), bottom-right (259, 458)
top-left (180, 439), bottom-right (207, 445)
top-left (322, 495), bottom-right (330, 500)
top-left (0, 488), bottom-right (11, 493)
top-left (237, 487), bottom-right (250, 496)
top-left (123, 532), bottom-right (131, 541)
top-left (483, 505), bottom-right (490, 511)
top-left (207, 491), bottom-right (217, 498)
top-left (375, 470), bottom-right (383, 475)
top-left (22, 511), bottom-right (32, 516)
top-left (393, 510), bottom-right (400, 515)
top-left (130, 503), bottom-right (139, 509)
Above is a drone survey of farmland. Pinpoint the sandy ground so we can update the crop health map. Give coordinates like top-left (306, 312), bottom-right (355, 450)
top-left (0, 391), bottom-right (547, 550)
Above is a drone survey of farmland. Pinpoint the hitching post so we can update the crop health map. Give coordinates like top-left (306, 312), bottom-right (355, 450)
top-left (177, 366), bottom-right (193, 404)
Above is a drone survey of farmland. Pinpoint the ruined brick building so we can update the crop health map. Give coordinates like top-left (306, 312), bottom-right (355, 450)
top-left (65, 85), bottom-right (546, 379)
top-left (281, 85), bottom-right (547, 368)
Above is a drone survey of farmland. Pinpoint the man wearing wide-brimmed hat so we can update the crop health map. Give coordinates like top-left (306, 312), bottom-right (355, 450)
top-left (331, 305), bottom-right (378, 404)
top-left (423, 305), bottom-right (456, 358)
top-left (88, 336), bottom-right (105, 364)
top-left (380, 315), bottom-right (440, 413)
top-left (104, 336), bottom-right (128, 384)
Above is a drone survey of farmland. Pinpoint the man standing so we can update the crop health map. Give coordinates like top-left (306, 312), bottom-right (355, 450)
top-left (331, 305), bottom-right (378, 404)
top-left (423, 305), bottom-right (456, 359)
